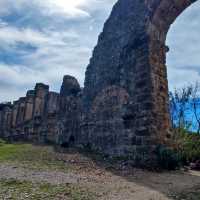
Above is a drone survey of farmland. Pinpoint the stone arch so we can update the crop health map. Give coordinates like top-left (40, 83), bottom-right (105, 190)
top-left (83, 0), bottom-right (198, 165)
top-left (146, 0), bottom-right (198, 142)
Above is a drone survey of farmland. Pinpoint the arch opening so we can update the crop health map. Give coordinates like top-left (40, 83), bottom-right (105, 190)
top-left (147, 0), bottom-right (198, 142)
top-left (165, 1), bottom-right (200, 132)
top-left (166, 1), bottom-right (200, 90)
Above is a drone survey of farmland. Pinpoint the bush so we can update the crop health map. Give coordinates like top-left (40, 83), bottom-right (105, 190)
top-left (169, 128), bottom-right (200, 165)
top-left (178, 130), bottom-right (200, 162)
top-left (156, 145), bottom-right (183, 170)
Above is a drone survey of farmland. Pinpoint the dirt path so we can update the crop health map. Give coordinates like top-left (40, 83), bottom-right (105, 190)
top-left (1, 162), bottom-right (200, 200)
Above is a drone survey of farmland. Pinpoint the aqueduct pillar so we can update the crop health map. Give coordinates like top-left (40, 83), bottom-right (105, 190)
top-left (82, 0), bottom-right (197, 165)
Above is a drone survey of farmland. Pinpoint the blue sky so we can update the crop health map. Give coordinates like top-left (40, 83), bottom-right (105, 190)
top-left (0, 0), bottom-right (200, 102)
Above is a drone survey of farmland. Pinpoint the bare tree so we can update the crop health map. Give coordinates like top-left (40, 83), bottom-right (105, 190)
top-left (169, 85), bottom-right (192, 130)
top-left (190, 82), bottom-right (200, 134)
top-left (169, 91), bottom-right (178, 129)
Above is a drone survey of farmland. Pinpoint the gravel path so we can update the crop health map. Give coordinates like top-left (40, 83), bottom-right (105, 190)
top-left (0, 163), bottom-right (85, 185)
top-left (1, 162), bottom-right (200, 200)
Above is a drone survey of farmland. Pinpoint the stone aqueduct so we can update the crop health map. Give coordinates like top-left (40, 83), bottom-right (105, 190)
top-left (0, 0), bottom-right (198, 166)
top-left (83, 0), bottom-right (197, 163)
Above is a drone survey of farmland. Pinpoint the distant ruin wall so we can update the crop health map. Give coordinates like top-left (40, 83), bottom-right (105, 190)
top-left (0, 76), bottom-right (81, 146)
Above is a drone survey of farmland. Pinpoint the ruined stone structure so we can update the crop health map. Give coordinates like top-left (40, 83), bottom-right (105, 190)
top-left (0, 103), bottom-right (12, 139)
top-left (0, 0), bottom-right (197, 166)
top-left (82, 0), bottom-right (198, 164)
top-left (0, 76), bottom-right (81, 145)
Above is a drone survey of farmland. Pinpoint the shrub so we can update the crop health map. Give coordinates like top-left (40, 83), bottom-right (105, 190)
top-left (156, 145), bottom-right (183, 170)
top-left (171, 128), bottom-right (200, 164)
top-left (179, 132), bottom-right (200, 162)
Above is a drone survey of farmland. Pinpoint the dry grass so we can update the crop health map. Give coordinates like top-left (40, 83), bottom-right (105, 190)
top-left (0, 179), bottom-right (95, 200)
top-left (0, 142), bottom-right (69, 171)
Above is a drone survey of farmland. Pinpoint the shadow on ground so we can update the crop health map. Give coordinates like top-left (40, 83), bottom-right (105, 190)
top-left (57, 147), bottom-right (200, 200)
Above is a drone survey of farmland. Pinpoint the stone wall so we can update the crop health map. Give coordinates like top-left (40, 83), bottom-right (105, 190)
top-left (83, 0), bottom-right (197, 165)
top-left (40, 91), bottom-right (60, 143)
top-left (0, 76), bottom-right (81, 144)
top-left (0, 103), bottom-right (13, 138)
top-left (57, 75), bottom-right (82, 147)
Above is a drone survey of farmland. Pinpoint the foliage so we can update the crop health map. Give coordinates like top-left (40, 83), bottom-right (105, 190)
top-left (169, 83), bottom-right (200, 166)
top-left (154, 127), bottom-right (200, 169)
top-left (173, 128), bottom-right (200, 163)
top-left (156, 145), bottom-right (182, 170)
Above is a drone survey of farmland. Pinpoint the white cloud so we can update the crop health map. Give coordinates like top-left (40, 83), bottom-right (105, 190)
top-left (0, 63), bottom-right (43, 86)
top-left (0, 0), bottom-right (117, 19)
top-left (0, 0), bottom-right (118, 101)
top-left (0, 0), bottom-right (90, 19)
top-left (0, 25), bottom-right (79, 47)
top-left (168, 67), bottom-right (200, 91)
top-left (0, 0), bottom-right (27, 15)
top-left (41, 0), bottom-right (90, 18)
top-left (0, 24), bottom-right (91, 99)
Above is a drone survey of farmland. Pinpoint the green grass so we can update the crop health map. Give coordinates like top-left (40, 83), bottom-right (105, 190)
top-left (0, 141), bottom-right (68, 171)
top-left (0, 179), bottom-right (95, 200)
top-left (0, 141), bottom-right (96, 199)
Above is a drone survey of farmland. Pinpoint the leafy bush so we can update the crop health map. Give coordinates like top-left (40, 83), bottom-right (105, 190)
top-left (182, 136), bottom-right (200, 162)
top-left (174, 129), bottom-right (200, 162)
top-left (156, 145), bottom-right (183, 170)
top-left (156, 128), bottom-right (200, 170)
top-left (166, 128), bottom-right (200, 167)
